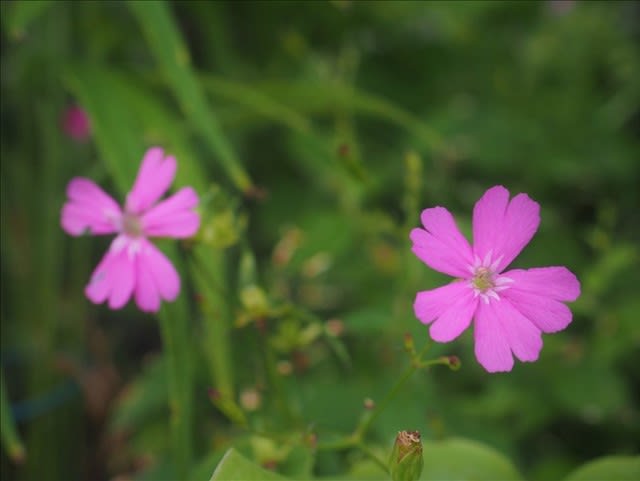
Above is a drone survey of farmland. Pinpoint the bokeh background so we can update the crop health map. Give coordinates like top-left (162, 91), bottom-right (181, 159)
top-left (1, 1), bottom-right (639, 480)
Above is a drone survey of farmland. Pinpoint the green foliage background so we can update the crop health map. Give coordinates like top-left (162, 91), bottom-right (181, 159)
top-left (1, 1), bottom-right (638, 480)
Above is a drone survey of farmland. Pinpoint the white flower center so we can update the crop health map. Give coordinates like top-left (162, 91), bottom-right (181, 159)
top-left (468, 251), bottom-right (513, 304)
top-left (121, 211), bottom-right (143, 238)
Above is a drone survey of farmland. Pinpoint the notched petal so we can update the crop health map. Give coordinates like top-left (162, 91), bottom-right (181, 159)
top-left (411, 206), bottom-right (473, 278)
top-left (125, 147), bottom-right (177, 214)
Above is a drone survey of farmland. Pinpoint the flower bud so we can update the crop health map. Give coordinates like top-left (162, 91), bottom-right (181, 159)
top-left (403, 332), bottom-right (415, 354)
top-left (62, 105), bottom-right (91, 141)
top-left (443, 355), bottom-right (461, 371)
top-left (389, 430), bottom-right (423, 481)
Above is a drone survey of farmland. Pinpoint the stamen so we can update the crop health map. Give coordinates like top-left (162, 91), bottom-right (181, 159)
top-left (467, 253), bottom-right (512, 303)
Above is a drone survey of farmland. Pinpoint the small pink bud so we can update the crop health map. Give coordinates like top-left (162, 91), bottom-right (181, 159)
top-left (446, 355), bottom-right (461, 371)
top-left (62, 105), bottom-right (91, 141)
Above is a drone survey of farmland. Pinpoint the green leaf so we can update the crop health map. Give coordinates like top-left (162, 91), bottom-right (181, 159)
top-left (421, 438), bottom-right (523, 481)
top-left (127, 0), bottom-right (251, 192)
top-left (254, 79), bottom-right (444, 152)
top-left (563, 456), bottom-right (640, 481)
top-left (109, 356), bottom-right (167, 433)
top-left (1, 0), bottom-right (53, 40)
top-left (0, 368), bottom-right (25, 464)
top-left (209, 448), bottom-right (290, 481)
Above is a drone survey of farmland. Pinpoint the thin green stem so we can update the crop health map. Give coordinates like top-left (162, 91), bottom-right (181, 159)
top-left (1, 368), bottom-right (25, 463)
top-left (260, 329), bottom-right (295, 425)
top-left (355, 365), bottom-right (417, 440)
top-left (357, 441), bottom-right (389, 474)
top-left (316, 434), bottom-right (360, 451)
top-left (354, 340), bottom-right (432, 439)
top-left (317, 340), bottom-right (440, 458)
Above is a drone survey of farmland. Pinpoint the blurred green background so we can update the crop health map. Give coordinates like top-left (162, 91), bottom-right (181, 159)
top-left (1, 1), bottom-right (639, 480)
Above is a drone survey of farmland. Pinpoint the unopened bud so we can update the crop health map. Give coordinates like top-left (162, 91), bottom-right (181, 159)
top-left (276, 360), bottom-right (293, 376)
top-left (239, 388), bottom-right (261, 412)
top-left (62, 105), bottom-right (91, 141)
top-left (403, 333), bottom-right (415, 354)
top-left (207, 387), bottom-right (220, 401)
top-left (389, 430), bottom-right (423, 481)
top-left (326, 319), bottom-right (345, 337)
top-left (441, 355), bottom-right (461, 371)
top-left (240, 285), bottom-right (270, 318)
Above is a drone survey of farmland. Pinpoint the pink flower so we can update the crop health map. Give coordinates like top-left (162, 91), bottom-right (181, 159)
top-left (410, 186), bottom-right (580, 373)
top-left (61, 147), bottom-right (200, 313)
top-left (548, 0), bottom-right (576, 16)
top-left (62, 105), bottom-right (91, 141)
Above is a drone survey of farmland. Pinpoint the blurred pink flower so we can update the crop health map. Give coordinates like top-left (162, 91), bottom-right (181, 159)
top-left (62, 105), bottom-right (91, 141)
top-left (548, 0), bottom-right (576, 16)
top-left (410, 186), bottom-right (580, 372)
top-left (61, 147), bottom-right (200, 313)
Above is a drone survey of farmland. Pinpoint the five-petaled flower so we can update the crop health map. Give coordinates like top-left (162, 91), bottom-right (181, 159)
top-left (61, 147), bottom-right (200, 313)
top-left (410, 185), bottom-right (580, 372)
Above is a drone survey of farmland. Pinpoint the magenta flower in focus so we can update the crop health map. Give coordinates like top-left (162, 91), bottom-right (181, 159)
top-left (410, 186), bottom-right (580, 373)
top-left (63, 105), bottom-right (91, 141)
top-left (61, 147), bottom-right (200, 313)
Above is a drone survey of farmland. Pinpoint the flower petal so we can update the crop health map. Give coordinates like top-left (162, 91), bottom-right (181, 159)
top-left (474, 301), bottom-right (514, 372)
top-left (107, 253), bottom-right (136, 310)
top-left (498, 298), bottom-right (543, 363)
top-left (414, 281), bottom-right (477, 342)
top-left (141, 187), bottom-right (200, 238)
top-left (505, 291), bottom-right (573, 333)
top-left (61, 178), bottom-right (122, 235)
top-left (503, 267), bottom-right (580, 301)
top-left (135, 254), bottom-right (161, 313)
top-left (474, 298), bottom-right (543, 372)
top-left (411, 206), bottom-right (473, 277)
top-left (501, 266), bottom-right (580, 333)
top-left (472, 186), bottom-right (540, 272)
top-left (125, 147), bottom-right (177, 214)
top-left (85, 236), bottom-right (135, 309)
top-left (138, 239), bottom-right (180, 302)
top-left (85, 249), bottom-right (118, 305)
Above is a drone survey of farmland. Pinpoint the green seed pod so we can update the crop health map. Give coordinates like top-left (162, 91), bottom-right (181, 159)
top-left (389, 430), bottom-right (424, 481)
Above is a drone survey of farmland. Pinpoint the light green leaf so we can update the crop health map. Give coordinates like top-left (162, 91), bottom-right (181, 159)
top-left (421, 438), bottom-right (523, 481)
top-left (563, 456), bottom-right (640, 481)
top-left (209, 448), bottom-right (290, 481)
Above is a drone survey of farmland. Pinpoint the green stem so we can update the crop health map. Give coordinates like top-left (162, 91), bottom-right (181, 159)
top-left (190, 246), bottom-right (235, 399)
top-left (158, 302), bottom-right (194, 479)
